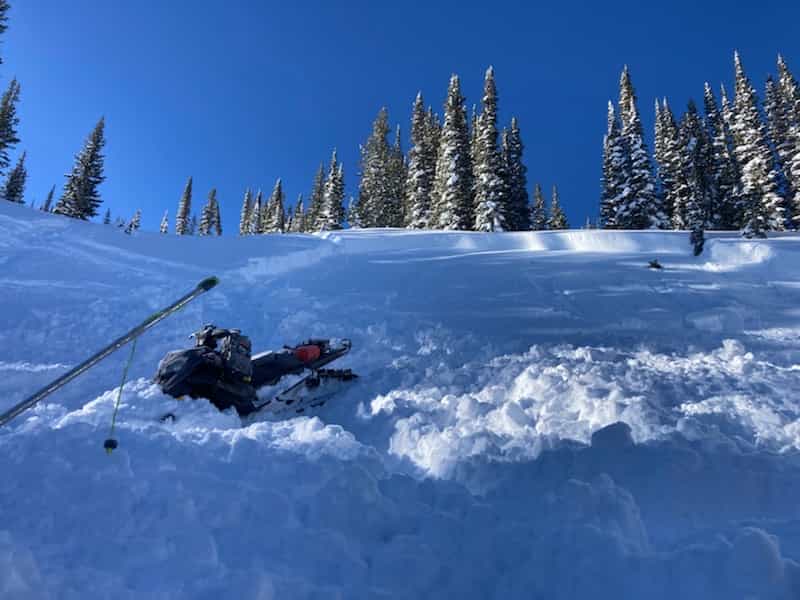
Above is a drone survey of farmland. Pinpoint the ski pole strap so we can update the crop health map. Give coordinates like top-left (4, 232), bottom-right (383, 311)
top-left (105, 338), bottom-right (137, 454)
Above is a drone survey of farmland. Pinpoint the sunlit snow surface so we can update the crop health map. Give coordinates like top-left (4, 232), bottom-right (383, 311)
top-left (2, 202), bottom-right (800, 599)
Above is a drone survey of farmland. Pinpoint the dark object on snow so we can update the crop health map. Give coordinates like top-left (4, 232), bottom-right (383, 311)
top-left (691, 229), bottom-right (705, 256)
top-left (648, 259), bottom-right (663, 270)
top-left (0, 276), bottom-right (219, 428)
top-left (154, 325), bottom-right (352, 416)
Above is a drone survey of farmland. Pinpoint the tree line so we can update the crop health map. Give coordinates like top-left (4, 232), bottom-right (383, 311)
top-left (601, 52), bottom-right (800, 252)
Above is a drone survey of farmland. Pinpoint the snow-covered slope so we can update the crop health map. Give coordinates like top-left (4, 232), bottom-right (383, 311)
top-left (2, 201), bottom-right (800, 599)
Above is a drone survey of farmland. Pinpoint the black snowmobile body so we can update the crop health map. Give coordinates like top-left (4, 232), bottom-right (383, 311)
top-left (154, 327), bottom-right (351, 416)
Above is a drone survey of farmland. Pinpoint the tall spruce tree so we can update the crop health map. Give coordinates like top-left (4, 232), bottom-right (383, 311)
top-left (306, 163), bottom-right (325, 231)
top-left (730, 52), bottom-right (784, 237)
top-left (431, 74), bottom-right (473, 230)
top-left (289, 194), bottom-right (305, 232)
top-left (600, 102), bottom-right (628, 228)
top-left (174, 176), bottom-right (193, 235)
top-left (263, 179), bottom-right (285, 232)
top-left (54, 118), bottom-right (106, 219)
top-left (41, 185), bottom-right (55, 212)
top-left (125, 209), bottom-right (141, 234)
top-left (405, 92), bottom-right (436, 228)
top-left (473, 67), bottom-right (509, 231)
top-left (676, 100), bottom-right (711, 253)
top-left (425, 107), bottom-right (441, 166)
top-left (503, 117), bottom-right (530, 230)
top-left (198, 189), bottom-right (215, 235)
top-left (212, 191), bottom-right (222, 235)
top-left (103, 208), bottom-right (111, 224)
top-left (249, 190), bottom-right (263, 234)
top-left (0, 78), bottom-right (20, 175)
top-left (239, 189), bottom-right (252, 235)
top-left (356, 108), bottom-right (396, 227)
top-left (386, 125), bottom-right (406, 227)
top-left (548, 185), bottom-right (568, 229)
top-left (616, 68), bottom-right (662, 228)
top-left (531, 183), bottom-right (547, 230)
top-left (703, 83), bottom-right (743, 229)
top-left (160, 210), bottom-right (169, 234)
top-left (1, 150), bottom-right (25, 203)
top-left (777, 55), bottom-right (800, 225)
top-left (319, 151), bottom-right (346, 230)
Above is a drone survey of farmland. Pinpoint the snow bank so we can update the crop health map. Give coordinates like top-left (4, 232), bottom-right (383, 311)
top-left (3, 202), bottom-right (800, 598)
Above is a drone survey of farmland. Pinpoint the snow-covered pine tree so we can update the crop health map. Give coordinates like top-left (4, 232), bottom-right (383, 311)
top-left (53, 118), bottom-right (106, 220)
top-left (159, 210), bottom-right (169, 234)
top-left (616, 68), bottom-right (662, 228)
top-left (103, 208), bottom-right (111, 224)
top-left (212, 192), bottom-right (222, 235)
top-left (730, 52), bottom-right (784, 237)
top-left (473, 67), bottom-right (509, 232)
top-left (531, 183), bottom-right (547, 230)
top-left (125, 209), bottom-right (141, 234)
top-left (249, 190), bottom-right (262, 235)
top-left (548, 185), bottom-right (568, 229)
top-left (676, 100), bottom-right (711, 254)
top-left (765, 76), bottom-right (793, 221)
top-left (503, 117), bottom-right (530, 230)
top-left (1, 150), bottom-right (26, 203)
top-left (318, 151), bottom-right (346, 230)
top-left (41, 185), bottom-right (55, 213)
top-left (174, 176), bottom-right (193, 235)
top-left (306, 163), bottom-right (325, 231)
top-left (289, 194), bottom-right (305, 232)
top-left (0, 78), bottom-right (21, 175)
top-left (405, 92), bottom-right (436, 228)
top-left (431, 74), bottom-right (473, 230)
top-left (385, 125), bottom-right (406, 227)
top-left (356, 108), bottom-right (393, 228)
top-left (239, 189), bottom-right (252, 235)
top-left (776, 55), bottom-right (800, 226)
top-left (703, 83), bottom-right (743, 229)
top-left (198, 198), bottom-right (213, 236)
top-left (425, 107), bottom-right (441, 165)
top-left (264, 179), bottom-right (285, 233)
top-left (600, 102), bottom-right (628, 228)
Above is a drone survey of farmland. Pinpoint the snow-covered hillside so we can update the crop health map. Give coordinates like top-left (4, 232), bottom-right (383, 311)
top-left (2, 201), bottom-right (800, 599)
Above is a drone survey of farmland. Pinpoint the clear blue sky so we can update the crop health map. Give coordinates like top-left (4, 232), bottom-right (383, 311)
top-left (5, 0), bottom-right (800, 231)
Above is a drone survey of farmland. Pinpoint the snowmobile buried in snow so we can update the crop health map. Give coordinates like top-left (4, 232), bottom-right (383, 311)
top-left (154, 325), bottom-right (356, 418)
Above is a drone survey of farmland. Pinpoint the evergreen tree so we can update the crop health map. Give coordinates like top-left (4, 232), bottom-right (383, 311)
top-left (318, 151), bottom-right (346, 230)
top-left (306, 163), bottom-right (325, 231)
top-left (0, 1), bottom-right (9, 63)
top-left (600, 102), bottom-right (628, 228)
top-left (531, 183), bottom-right (547, 230)
top-left (53, 118), bottom-right (106, 219)
top-left (356, 108), bottom-right (396, 227)
top-left (730, 52), bottom-right (784, 237)
top-left (473, 67), bottom-right (509, 231)
top-left (503, 117), bottom-right (530, 230)
top-left (0, 78), bottom-right (21, 175)
top-left (777, 55), bottom-right (800, 226)
top-left (431, 74), bottom-right (473, 230)
top-left (425, 107), bottom-right (441, 165)
top-left (198, 192), bottom-right (213, 235)
top-left (616, 68), bottom-right (662, 228)
top-left (41, 185), bottom-right (55, 213)
top-left (704, 83), bottom-right (743, 229)
top-left (174, 176), bottom-right (193, 235)
top-left (249, 190), bottom-right (262, 234)
top-left (263, 179), bottom-right (285, 232)
top-left (405, 92), bottom-right (436, 228)
top-left (1, 150), bottom-right (26, 203)
top-left (125, 209), bottom-right (141, 234)
top-left (672, 100), bottom-right (711, 230)
top-left (386, 125), bottom-right (406, 227)
top-left (239, 188), bottom-right (252, 235)
top-left (212, 191), bottom-right (222, 235)
top-left (548, 185), bottom-right (568, 229)
top-left (289, 194), bottom-right (305, 232)
top-left (159, 210), bottom-right (169, 234)
top-left (103, 208), bottom-right (111, 224)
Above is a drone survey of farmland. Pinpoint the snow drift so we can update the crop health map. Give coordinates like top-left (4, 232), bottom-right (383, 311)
top-left (2, 201), bottom-right (800, 599)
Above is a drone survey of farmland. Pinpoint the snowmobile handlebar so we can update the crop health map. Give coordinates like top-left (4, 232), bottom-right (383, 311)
top-left (0, 276), bottom-right (220, 428)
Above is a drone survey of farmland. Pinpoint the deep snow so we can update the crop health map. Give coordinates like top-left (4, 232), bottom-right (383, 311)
top-left (2, 201), bottom-right (800, 599)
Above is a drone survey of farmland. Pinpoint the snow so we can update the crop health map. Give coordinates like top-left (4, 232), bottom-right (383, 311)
top-left (2, 201), bottom-right (800, 598)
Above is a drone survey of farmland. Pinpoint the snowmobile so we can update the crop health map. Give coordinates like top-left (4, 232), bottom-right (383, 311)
top-left (154, 324), bottom-right (356, 418)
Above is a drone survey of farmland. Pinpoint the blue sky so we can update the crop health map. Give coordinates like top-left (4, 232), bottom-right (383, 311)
top-left (5, 0), bottom-right (800, 231)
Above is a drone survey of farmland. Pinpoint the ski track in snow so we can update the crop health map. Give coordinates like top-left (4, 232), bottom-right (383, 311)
top-left (2, 202), bottom-right (800, 599)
